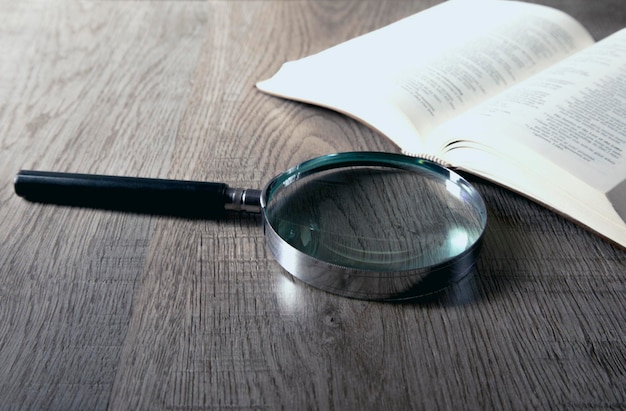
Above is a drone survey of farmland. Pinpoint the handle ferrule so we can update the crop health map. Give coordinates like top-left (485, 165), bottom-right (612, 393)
top-left (225, 187), bottom-right (262, 213)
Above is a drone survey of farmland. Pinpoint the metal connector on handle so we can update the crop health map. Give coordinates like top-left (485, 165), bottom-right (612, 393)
top-left (224, 187), bottom-right (262, 213)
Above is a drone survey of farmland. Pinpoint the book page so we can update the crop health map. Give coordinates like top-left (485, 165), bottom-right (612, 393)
top-left (443, 29), bottom-right (626, 191)
top-left (257, 0), bottom-right (593, 154)
top-left (432, 30), bottom-right (626, 246)
top-left (391, 1), bottom-right (593, 139)
top-left (441, 143), bottom-right (626, 246)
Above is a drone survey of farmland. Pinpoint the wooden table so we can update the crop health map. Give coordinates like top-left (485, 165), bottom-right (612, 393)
top-left (1, 1), bottom-right (624, 409)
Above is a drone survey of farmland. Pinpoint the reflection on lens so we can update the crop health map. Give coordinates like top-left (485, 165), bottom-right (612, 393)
top-left (266, 165), bottom-right (483, 271)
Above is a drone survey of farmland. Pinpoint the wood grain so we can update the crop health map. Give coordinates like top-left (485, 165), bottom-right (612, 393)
top-left (0, 1), bottom-right (624, 410)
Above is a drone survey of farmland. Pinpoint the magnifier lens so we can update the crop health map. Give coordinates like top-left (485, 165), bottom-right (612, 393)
top-left (262, 153), bottom-right (486, 300)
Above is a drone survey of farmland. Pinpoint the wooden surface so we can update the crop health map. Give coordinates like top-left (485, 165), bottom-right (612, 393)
top-left (1, 1), bottom-right (625, 409)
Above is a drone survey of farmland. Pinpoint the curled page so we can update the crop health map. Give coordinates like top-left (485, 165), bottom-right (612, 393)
top-left (608, 180), bottom-right (626, 225)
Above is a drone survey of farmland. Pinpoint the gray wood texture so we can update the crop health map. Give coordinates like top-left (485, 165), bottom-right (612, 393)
top-left (1, 1), bottom-right (624, 409)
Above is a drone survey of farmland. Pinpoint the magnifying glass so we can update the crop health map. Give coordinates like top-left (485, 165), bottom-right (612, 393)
top-left (14, 152), bottom-right (487, 301)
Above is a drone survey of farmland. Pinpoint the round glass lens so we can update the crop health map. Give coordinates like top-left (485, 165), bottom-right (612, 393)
top-left (264, 156), bottom-right (485, 272)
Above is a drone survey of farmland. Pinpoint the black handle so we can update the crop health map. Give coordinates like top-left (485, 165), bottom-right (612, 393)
top-left (14, 170), bottom-right (230, 218)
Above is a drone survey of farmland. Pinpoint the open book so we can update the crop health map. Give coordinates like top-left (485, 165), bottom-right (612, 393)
top-left (257, 0), bottom-right (626, 248)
